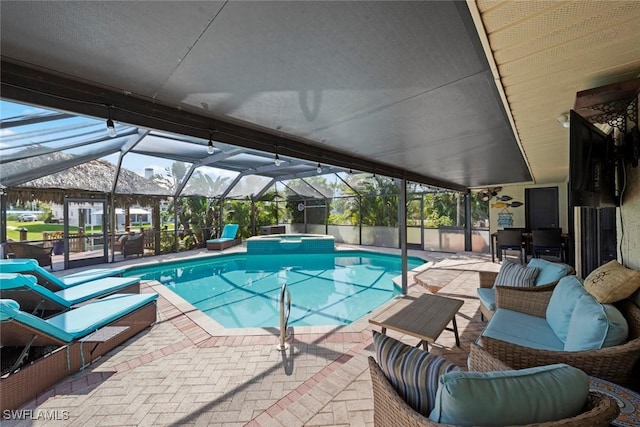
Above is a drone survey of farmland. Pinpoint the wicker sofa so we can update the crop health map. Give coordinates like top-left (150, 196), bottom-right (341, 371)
top-left (478, 277), bottom-right (640, 385)
top-left (368, 343), bottom-right (620, 427)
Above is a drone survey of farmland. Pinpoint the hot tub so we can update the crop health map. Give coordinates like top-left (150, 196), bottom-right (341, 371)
top-left (246, 233), bottom-right (335, 255)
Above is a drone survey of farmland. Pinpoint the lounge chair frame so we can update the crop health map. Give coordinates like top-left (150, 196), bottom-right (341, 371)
top-left (0, 300), bottom-right (157, 411)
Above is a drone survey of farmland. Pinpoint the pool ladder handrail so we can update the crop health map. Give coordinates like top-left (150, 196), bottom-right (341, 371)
top-left (277, 282), bottom-right (291, 351)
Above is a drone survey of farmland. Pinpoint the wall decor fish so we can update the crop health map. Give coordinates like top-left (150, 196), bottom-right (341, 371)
top-left (491, 202), bottom-right (508, 208)
top-left (509, 201), bottom-right (523, 208)
top-left (496, 195), bottom-right (513, 201)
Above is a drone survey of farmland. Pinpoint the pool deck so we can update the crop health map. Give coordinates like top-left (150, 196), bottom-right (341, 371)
top-left (5, 244), bottom-right (499, 426)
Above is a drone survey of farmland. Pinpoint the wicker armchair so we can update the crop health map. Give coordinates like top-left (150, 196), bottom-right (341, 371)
top-left (4, 242), bottom-right (52, 269)
top-left (479, 286), bottom-right (640, 385)
top-left (368, 344), bottom-right (620, 427)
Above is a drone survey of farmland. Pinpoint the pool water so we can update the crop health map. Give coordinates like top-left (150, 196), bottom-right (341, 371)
top-left (126, 251), bottom-right (425, 328)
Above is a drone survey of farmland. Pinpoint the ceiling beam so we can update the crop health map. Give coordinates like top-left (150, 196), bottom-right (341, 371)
top-left (0, 60), bottom-right (467, 192)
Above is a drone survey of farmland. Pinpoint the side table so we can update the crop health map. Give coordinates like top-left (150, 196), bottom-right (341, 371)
top-left (589, 376), bottom-right (640, 427)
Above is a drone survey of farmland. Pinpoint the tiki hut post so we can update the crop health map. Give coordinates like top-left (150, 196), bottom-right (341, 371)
top-left (152, 199), bottom-right (161, 255)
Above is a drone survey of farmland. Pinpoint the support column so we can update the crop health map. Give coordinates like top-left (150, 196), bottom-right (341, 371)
top-left (400, 178), bottom-right (408, 295)
top-left (464, 191), bottom-right (472, 252)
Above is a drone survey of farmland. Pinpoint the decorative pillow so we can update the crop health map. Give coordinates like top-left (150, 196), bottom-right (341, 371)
top-left (584, 260), bottom-right (640, 304)
top-left (564, 294), bottom-right (628, 351)
top-left (429, 364), bottom-right (589, 426)
top-left (493, 261), bottom-right (539, 288)
top-left (527, 258), bottom-right (572, 286)
top-left (546, 276), bottom-right (590, 342)
top-left (372, 330), bottom-right (459, 416)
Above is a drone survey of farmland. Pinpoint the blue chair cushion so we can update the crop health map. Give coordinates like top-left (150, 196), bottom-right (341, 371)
top-left (476, 288), bottom-right (496, 312)
top-left (564, 294), bottom-right (628, 351)
top-left (0, 259), bottom-right (124, 289)
top-left (429, 364), bottom-right (589, 426)
top-left (481, 308), bottom-right (564, 351)
top-left (220, 224), bottom-right (239, 239)
top-left (493, 261), bottom-right (539, 288)
top-left (0, 272), bottom-right (72, 309)
top-left (545, 276), bottom-right (590, 342)
top-left (373, 330), bottom-right (459, 416)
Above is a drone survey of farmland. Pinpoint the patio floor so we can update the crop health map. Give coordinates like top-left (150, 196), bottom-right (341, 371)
top-left (5, 245), bottom-right (499, 426)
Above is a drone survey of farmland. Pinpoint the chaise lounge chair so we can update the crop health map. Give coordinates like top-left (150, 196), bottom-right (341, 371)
top-left (206, 224), bottom-right (241, 250)
top-left (0, 293), bottom-right (158, 410)
top-left (0, 258), bottom-right (125, 291)
top-left (0, 273), bottom-right (141, 317)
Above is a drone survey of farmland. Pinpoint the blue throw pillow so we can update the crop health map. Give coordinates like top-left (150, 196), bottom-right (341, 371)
top-left (564, 294), bottom-right (629, 351)
top-left (494, 261), bottom-right (539, 288)
top-left (372, 330), bottom-right (459, 416)
top-left (429, 364), bottom-right (589, 426)
top-left (546, 276), bottom-right (590, 342)
top-left (527, 258), bottom-right (571, 286)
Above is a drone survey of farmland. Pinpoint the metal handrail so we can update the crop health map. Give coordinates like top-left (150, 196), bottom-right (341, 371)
top-left (277, 283), bottom-right (291, 351)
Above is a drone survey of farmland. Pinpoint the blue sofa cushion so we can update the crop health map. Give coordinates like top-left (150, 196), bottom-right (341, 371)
top-left (373, 330), bottom-right (459, 416)
top-left (429, 364), bottom-right (589, 426)
top-left (481, 308), bottom-right (564, 351)
top-left (565, 294), bottom-right (629, 351)
top-left (493, 261), bottom-right (539, 288)
top-left (546, 276), bottom-right (590, 342)
top-left (527, 258), bottom-right (572, 286)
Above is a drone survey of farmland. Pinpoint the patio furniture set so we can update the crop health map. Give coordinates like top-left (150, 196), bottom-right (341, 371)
top-left (369, 257), bottom-right (640, 426)
top-left (0, 258), bottom-right (158, 411)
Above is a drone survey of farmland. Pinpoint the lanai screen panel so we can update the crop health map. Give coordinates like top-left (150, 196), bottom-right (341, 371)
top-left (226, 175), bottom-right (273, 199)
top-left (117, 153), bottom-right (184, 196)
top-left (182, 165), bottom-right (240, 198)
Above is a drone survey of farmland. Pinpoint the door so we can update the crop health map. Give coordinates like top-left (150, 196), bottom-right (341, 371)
top-left (525, 187), bottom-right (559, 231)
top-left (63, 198), bottom-right (108, 269)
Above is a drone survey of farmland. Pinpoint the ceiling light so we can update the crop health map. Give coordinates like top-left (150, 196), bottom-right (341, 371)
top-left (317, 163), bottom-right (322, 174)
top-left (556, 113), bottom-right (570, 128)
top-left (106, 107), bottom-right (117, 138)
top-left (207, 130), bottom-right (215, 155)
top-left (274, 146), bottom-right (281, 166)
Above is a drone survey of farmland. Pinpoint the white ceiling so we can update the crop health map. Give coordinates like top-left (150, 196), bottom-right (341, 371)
top-left (1, 1), bottom-right (639, 190)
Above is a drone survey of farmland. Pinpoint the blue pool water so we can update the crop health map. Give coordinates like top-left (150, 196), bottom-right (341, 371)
top-left (126, 251), bottom-right (425, 328)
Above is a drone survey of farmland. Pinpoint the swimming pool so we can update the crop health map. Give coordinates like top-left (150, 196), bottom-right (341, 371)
top-left (126, 251), bottom-right (425, 328)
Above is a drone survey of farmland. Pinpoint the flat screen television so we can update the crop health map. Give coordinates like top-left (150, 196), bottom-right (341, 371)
top-left (569, 110), bottom-right (618, 207)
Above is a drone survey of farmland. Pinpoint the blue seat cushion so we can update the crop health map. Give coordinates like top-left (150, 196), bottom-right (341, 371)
top-left (59, 268), bottom-right (125, 287)
top-left (46, 293), bottom-right (158, 340)
top-left (429, 364), bottom-right (589, 426)
top-left (477, 288), bottom-right (496, 312)
top-left (206, 237), bottom-right (234, 244)
top-left (1, 298), bottom-right (75, 342)
top-left (481, 308), bottom-right (564, 351)
top-left (0, 272), bottom-right (71, 309)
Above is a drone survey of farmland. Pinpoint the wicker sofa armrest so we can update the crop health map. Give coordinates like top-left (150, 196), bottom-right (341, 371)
top-left (478, 271), bottom-right (498, 288)
top-left (467, 342), bottom-right (512, 372)
top-left (495, 285), bottom-right (555, 318)
top-left (478, 334), bottom-right (640, 385)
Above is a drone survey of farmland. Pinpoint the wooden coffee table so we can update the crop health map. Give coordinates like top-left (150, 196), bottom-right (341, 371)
top-left (369, 293), bottom-right (464, 350)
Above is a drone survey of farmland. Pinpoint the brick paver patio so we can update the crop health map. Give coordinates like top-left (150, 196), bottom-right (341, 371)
top-left (4, 247), bottom-right (497, 426)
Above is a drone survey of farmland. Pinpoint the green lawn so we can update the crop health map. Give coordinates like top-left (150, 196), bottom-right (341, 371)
top-left (7, 221), bottom-right (81, 241)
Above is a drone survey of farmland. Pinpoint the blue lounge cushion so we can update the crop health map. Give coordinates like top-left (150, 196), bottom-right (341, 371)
top-left (220, 224), bottom-right (239, 239)
top-left (54, 276), bottom-right (140, 305)
top-left (481, 308), bottom-right (565, 351)
top-left (46, 293), bottom-right (158, 339)
top-left (0, 272), bottom-right (72, 309)
top-left (0, 259), bottom-right (125, 289)
top-left (429, 363), bottom-right (589, 426)
top-left (373, 330), bottom-right (459, 416)
top-left (493, 261), bottom-right (539, 288)
top-left (564, 294), bottom-right (629, 351)
top-left (545, 276), bottom-right (590, 342)
top-left (476, 287), bottom-right (496, 312)
top-left (527, 258), bottom-right (572, 286)
top-left (206, 237), bottom-right (234, 244)
top-left (1, 297), bottom-right (75, 342)
top-left (0, 298), bottom-right (21, 311)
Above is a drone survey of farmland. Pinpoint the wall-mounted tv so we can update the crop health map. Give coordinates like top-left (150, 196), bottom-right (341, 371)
top-left (569, 110), bottom-right (618, 208)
